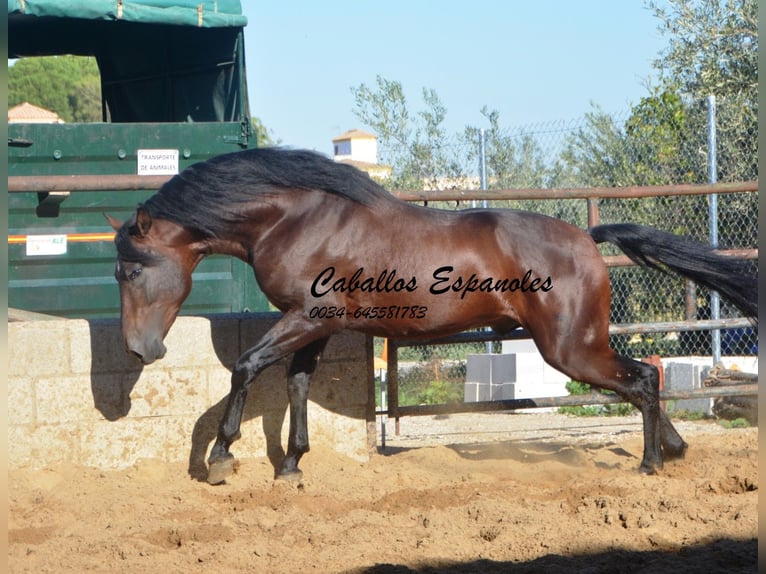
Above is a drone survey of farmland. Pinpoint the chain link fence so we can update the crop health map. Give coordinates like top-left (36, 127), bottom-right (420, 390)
top-left (374, 95), bottom-right (757, 407)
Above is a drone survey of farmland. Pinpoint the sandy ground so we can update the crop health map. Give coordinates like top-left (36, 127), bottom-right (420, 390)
top-left (9, 412), bottom-right (757, 573)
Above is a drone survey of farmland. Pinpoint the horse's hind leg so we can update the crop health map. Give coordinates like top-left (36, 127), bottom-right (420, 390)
top-left (579, 354), bottom-right (687, 462)
top-left (607, 355), bottom-right (664, 474)
top-left (537, 339), bottom-right (681, 474)
top-left (659, 410), bottom-right (688, 459)
top-left (278, 337), bottom-right (329, 481)
top-left (563, 349), bottom-right (688, 463)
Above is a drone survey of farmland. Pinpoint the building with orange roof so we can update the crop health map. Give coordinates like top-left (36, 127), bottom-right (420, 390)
top-left (8, 101), bottom-right (65, 124)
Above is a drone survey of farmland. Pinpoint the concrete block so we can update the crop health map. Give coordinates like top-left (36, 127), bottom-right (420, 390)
top-left (664, 361), bottom-right (712, 415)
top-left (308, 404), bottom-right (371, 462)
top-left (239, 314), bottom-right (279, 354)
top-left (208, 368), bottom-right (234, 405)
top-left (464, 381), bottom-right (491, 402)
top-left (71, 318), bottom-right (140, 375)
top-left (126, 370), bottom-right (176, 418)
top-left (247, 363), bottom-right (290, 406)
top-left (206, 314), bottom-right (245, 368)
top-left (164, 368), bottom-right (213, 416)
top-left (89, 372), bottom-right (136, 422)
top-left (8, 376), bottom-right (36, 425)
top-left (162, 316), bottom-right (218, 369)
top-left (324, 331), bottom-right (369, 362)
top-left (464, 382), bottom-right (479, 402)
top-left (490, 382), bottom-right (514, 401)
top-left (36, 375), bottom-right (95, 424)
top-left (501, 339), bottom-right (570, 386)
top-left (495, 382), bottom-right (569, 400)
top-left (466, 354), bottom-right (492, 384)
top-left (311, 361), bottom-right (370, 407)
top-left (9, 313), bottom-right (374, 471)
top-left (490, 354), bottom-right (517, 384)
top-left (10, 423), bottom-right (80, 469)
top-left (9, 321), bottom-right (70, 377)
top-left (235, 417), bottom-right (274, 460)
top-left (164, 417), bottom-right (207, 468)
top-left (125, 367), bottom-right (214, 418)
top-left (78, 418), bottom-right (174, 468)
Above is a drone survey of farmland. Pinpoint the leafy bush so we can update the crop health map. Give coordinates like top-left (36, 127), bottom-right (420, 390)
top-left (414, 380), bottom-right (464, 405)
top-left (718, 417), bottom-right (750, 429)
top-left (558, 380), bottom-right (636, 417)
top-left (398, 361), bottom-right (465, 406)
top-left (665, 407), bottom-right (708, 421)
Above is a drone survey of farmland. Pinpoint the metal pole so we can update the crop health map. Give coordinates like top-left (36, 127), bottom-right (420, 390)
top-left (479, 128), bottom-right (488, 201)
top-left (479, 129), bottom-right (492, 353)
top-left (707, 95), bottom-right (721, 365)
top-left (379, 369), bottom-right (387, 449)
top-left (383, 383), bottom-right (757, 418)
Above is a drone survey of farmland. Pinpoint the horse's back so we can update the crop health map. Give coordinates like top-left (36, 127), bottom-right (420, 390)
top-left (461, 208), bottom-right (603, 270)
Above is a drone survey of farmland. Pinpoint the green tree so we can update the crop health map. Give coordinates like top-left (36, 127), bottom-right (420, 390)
top-left (649, 0), bottom-right (757, 102)
top-left (562, 0), bottom-right (757, 188)
top-left (624, 88), bottom-right (700, 186)
top-left (464, 107), bottom-right (548, 190)
top-left (648, 0), bottom-right (757, 183)
top-left (9, 56), bottom-right (102, 122)
top-left (351, 75), bottom-right (462, 190)
top-left (558, 0), bottom-right (758, 336)
top-left (10, 56), bottom-right (277, 144)
top-left (252, 116), bottom-right (278, 147)
top-left (558, 103), bottom-right (632, 188)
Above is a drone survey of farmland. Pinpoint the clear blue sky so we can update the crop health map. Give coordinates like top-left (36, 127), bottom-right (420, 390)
top-left (244, 2), bottom-right (668, 156)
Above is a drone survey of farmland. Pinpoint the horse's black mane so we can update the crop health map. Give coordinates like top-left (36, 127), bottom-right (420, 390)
top-left (141, 147), bottom-right (394, 238)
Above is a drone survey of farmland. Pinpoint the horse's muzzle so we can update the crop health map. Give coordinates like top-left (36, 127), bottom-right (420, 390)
top-left (126, 338), bottom-right (167, 365)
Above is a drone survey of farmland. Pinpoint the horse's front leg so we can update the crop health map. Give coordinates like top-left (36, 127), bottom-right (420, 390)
top-left (206, 314), bottom-right (331, 485)
top-left (206, 365), bottom-right (255, 485)
top-left (278, 338), bottom-right (329, 481)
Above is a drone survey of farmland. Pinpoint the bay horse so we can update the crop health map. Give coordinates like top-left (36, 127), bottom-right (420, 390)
top-left (107, 147), bottom-right (757, 485)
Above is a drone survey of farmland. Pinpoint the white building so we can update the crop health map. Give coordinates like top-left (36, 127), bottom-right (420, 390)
top-left (332, 129), bottom-right (391, 180)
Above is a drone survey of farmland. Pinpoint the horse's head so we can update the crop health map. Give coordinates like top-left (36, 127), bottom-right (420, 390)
top-left (107, 208), bottom-right (199, 365)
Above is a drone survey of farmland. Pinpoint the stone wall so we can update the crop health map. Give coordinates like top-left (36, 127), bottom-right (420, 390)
top-left (8, 313), bottom-right (375, 476)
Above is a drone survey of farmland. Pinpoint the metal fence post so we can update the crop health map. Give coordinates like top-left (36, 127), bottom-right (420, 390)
top-left (386, 340), bottom-right (401, 436)
top-left (479, 128), bottom-right (488, 198)
top-left (478, 128), bottom-right (492, 353)
top-left (707, 95), bottom-right (721, 365)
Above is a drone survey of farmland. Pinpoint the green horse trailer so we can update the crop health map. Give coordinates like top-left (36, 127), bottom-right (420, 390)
top-left (8, 0), bottom-right (269, 318)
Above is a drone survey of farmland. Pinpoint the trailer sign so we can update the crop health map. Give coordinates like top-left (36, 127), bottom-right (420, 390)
top-left (137, 149), bottom-right (179, 176)
top-left (26, 234), bottom-right (67, 256)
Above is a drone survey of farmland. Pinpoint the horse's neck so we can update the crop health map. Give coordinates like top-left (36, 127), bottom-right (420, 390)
top-left (204, 234), bottom-right (252, 262)
top-left (201, 197), bottom-right (290, 262)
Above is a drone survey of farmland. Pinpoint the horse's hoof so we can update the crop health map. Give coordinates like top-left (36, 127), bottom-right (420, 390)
top-left (638, 461), bottom-right (661, 475)
top-left (276, 469), bottom-right (303, 483)
top-left (207, 455), bottom-right (237, 485)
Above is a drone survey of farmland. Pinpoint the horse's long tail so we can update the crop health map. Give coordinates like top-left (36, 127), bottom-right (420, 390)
top-left (589, 223), bottom-right (757, 323)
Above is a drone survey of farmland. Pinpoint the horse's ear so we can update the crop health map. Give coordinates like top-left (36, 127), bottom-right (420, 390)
top-left (134, 207), bottom-right (153, 237)
top-left (104, 214), bottom-right (123, 231)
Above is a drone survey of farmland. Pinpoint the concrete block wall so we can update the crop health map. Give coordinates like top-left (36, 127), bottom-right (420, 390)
top-left (663, 361), bottom-right (713, 415)
top-left (661, 355), bottom-right (757, 416)
top-left (465, 341), bottom-right (570, 404)
top-left (8, 313), bottom-right (376, 475)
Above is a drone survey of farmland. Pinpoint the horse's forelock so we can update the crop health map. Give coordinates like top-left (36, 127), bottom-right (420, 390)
top-left (114, 224), bottom-right (160, 265)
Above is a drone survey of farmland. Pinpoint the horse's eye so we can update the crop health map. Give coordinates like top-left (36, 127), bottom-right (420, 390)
top-left (128, 267), bottom-right (143, 281)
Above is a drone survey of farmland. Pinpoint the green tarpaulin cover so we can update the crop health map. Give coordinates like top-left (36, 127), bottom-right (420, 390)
top-left (8, 0), bottom-right (246, 28)
top-left (8, 0), bottom-right (249, 123)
